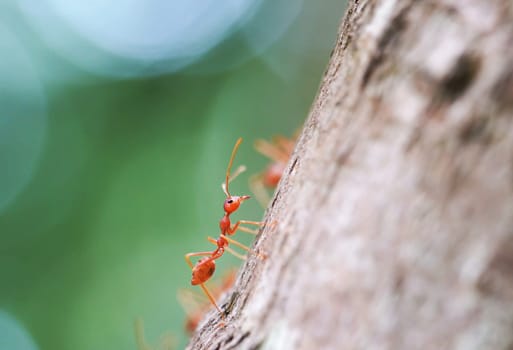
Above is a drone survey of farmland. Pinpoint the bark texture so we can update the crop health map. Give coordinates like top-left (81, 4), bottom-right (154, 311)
top-left (187, 0), bottom-right (513, 349)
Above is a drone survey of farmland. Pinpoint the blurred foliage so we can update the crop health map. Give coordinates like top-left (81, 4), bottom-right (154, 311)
top-left (0, 1), bottom-right (347, 349)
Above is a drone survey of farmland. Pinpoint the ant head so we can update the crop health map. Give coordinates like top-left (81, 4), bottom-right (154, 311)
top-left (224, 195), bottom-right (250, 214)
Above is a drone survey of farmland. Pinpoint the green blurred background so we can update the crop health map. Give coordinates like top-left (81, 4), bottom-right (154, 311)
top-left (0, 1), bottom-right (347, 349)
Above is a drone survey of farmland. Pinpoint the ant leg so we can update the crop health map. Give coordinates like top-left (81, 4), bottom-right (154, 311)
top-left (223, 236), bottom-right (266, 260)
top-left (199, 283), bottom-right (223, 315)
top-left (237, 226), bottom-right (260, 235)
top-left (249, 173), bottom-right (271, 208)
top-left (208, 237), bottom-right (246, 261)
top-left (229, 220), bottom-right (264, 235)
top-left (207, 236), bottom-right (217, 246)
top-left (273, 135), bottom-right (295, 155)
top-left (223, 236), bottom-right (250, 253)
top-left (239, 220), bottom-right (264, 226)
top-left (255, 139), bottom-right (290, 163)
top-left (225, 246), bottom-right (247, 261)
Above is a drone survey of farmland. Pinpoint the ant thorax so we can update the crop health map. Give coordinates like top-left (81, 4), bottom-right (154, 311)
top-left (219, 214), bottom-right (231, 234)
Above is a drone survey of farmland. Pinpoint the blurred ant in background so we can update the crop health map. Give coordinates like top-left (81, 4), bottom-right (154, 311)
top-left (250, 134), bottom-right (297, 207)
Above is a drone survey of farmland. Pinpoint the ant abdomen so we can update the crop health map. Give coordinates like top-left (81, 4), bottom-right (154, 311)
top-left (191, 258), bottom-right (215, 285)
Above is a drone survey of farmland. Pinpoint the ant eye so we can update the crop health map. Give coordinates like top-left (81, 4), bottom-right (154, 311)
top-left (227, 199), bottom-right (233, 204)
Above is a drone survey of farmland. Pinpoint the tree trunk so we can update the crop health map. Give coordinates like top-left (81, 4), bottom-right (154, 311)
top-left (187, 0), bottom-right (513, 349)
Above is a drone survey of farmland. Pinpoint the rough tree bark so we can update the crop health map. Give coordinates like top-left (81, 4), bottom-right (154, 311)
top-left (187, 0), bottom-right (513, 349)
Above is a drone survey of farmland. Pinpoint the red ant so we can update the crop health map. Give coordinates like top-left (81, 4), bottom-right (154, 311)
top-left (185, 138), bottom-right (264, 314)
top-left (250, 135), bottom-right (296, 206)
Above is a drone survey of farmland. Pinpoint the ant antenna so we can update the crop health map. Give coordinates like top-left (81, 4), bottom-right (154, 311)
top-left (222, 165), bottom-right (246, 195)
top-left (222, 138), bottom-right (243, 197)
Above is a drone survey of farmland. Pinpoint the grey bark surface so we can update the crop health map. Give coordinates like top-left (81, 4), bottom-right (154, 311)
top-left (187, 0), bottom-right (513, 349)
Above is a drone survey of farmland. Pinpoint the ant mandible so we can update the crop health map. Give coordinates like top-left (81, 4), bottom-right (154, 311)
top-left (185, 138), bottom-right (264, 314)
